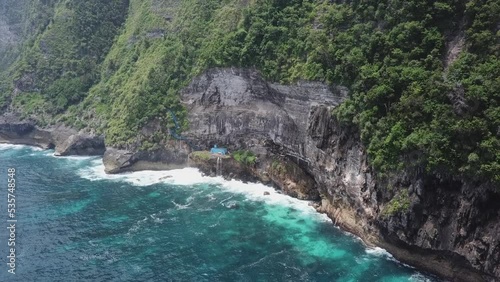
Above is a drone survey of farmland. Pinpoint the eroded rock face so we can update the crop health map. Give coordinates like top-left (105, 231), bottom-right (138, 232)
top-left (103, 141), bottom-right (190, 174)
top-left (181, 68), bottom-right (348, 153)
top-left (0, 114), bottom-right (52, 148)
top-left (103, 148), bottom-right (136, 174)
top-left (181, 68), bottom-right (348, 201)
top-left (377, 177), bottom-right (500, 281)
top-left (0, 113), bottom-right (104, 155)
top-left (2, 68), bottom-right (498, 281)
top-left (55, 134), bottom-right (105, 156)
top-left (180, 68), bottom-right (499, 281)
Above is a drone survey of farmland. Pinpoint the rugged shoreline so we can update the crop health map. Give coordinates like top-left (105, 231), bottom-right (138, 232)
top-left (0, 113), bottom-right (105, 156)
top-left (0, 130), bottom-right (494, 281)
top-left (188, 151), bottom-right (491, 282)
top-left (1, 68), bottom-right (498, 281)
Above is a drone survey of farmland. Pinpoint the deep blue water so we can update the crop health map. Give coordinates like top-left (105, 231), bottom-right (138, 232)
top-left (0, 144), bottom-right (438, 281)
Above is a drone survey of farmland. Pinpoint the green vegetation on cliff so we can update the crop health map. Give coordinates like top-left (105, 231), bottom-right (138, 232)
top-left (0, 0), bottom-right (129, 117)
top-left (382, 189), bottom-right (411, 216)
top-left (233, 150), bottom-right (257, 166)
top-left (0, 0), bottom-right (498, 182)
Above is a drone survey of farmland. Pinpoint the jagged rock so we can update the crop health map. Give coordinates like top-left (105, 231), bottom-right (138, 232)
top-left (103, 141), bottom-right (190, 174)
top-left (0, 115), bottom-right (52, 148)
top-left (55, 134), bottom-right (105, 156)
top-left (182, 68), bottom-right (343, 201)
top-left (103, 148), bottom-right (136, 174)
top-left (0, 114), bottom-right (105, 155)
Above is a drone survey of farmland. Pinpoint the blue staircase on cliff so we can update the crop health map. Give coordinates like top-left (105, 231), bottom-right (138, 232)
top-left (168, 110), bottom-right (200, 150)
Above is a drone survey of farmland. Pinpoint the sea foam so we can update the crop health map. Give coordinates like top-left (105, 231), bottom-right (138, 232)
top-left (76, 159), bottom-right (329, 221)
top-left (0, 143), bottom-right (44, 151)
top-left (76, 158), bottom-right (404, 264)
top-left (365, 247), bottom-right (394, 258)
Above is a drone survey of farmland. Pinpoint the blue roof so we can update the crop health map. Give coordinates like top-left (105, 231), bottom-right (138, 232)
top-left (210, 147), bottom-right (227, 155)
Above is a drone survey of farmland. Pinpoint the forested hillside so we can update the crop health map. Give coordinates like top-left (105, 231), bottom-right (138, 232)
top-left (0, 0), bottom-right (129, 119)
top-left (0, 0), bottom-right (498, 183)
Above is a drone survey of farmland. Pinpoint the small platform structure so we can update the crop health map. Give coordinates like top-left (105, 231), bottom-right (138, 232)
top-left (210, 145), bottom-right (228, 155)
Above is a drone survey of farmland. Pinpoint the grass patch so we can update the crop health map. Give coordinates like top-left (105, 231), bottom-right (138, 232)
top-left (191, 151), bottom-right (212, 161)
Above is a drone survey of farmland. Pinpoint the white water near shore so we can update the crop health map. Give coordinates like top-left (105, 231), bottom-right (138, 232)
top-left (2, 144), bottom-right (432, 281)
top-left (0, 143), bottom-right (43, 151)
top-left (77, 160), bottom-right (331, 221)
top-left (75, 157), bottom-right (412, 265)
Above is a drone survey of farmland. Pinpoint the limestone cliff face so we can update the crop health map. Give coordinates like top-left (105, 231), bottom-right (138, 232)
top-left (181, 68), bottom-right (347, 153)
top-left (180, 68), bottom-right (499, 281)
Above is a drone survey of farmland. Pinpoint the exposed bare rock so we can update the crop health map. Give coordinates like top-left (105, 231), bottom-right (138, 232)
top-left (177, 68), bottom-right (498, 281)
top-left (444, 20), bottom-right (466, 70)
top-left (103, 148), bottom-right (137, 174)
top-left (0, 113), bottom-right (105, 155)
top-left (103, 141), bottom-right (190, 174)
top-left (54, 133), bottom-right (105, 156)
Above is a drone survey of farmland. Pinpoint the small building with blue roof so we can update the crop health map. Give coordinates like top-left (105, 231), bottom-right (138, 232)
top-left (210, 145), bottom-right (228, 155)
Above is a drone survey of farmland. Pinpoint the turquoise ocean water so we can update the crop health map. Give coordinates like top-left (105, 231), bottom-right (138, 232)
top-left (0, 145), bottom-right (438, 281)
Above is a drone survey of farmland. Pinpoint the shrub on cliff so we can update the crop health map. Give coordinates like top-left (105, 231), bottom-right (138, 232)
top-left (232, 150), bottom-right (257, 166)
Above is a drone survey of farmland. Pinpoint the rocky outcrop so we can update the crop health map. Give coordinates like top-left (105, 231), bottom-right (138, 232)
top-left (103, 140), bottom-right (190, 174)
top-left (103, 148), bottom-right (137, 174)
top-left (54, 134), bottom-right (105, 156)
top-left (0, 113), bottom-right (105, 156)
top-left (377, 176), bottom-right (500, 281)
top-left (178, 68), bottom-right (499, 281)
top-left (0, 114), bottom-right (53, 148)
top-left (2, 68), bottom-right (498, 281)
top-left (181, 68), bottom-right (347, 153)
top-left (189, 152), bottom-right (319, 201)
top-left (188, 153), bottom-right (263, 183)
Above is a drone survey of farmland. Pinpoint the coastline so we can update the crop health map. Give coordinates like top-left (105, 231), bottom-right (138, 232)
top-left (0, 114), bottom-right (496, 281)
top-left (0, 142), bottom-right (458, 281)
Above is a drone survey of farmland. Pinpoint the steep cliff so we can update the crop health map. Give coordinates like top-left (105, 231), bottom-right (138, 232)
top-left (1, 61), bottom-right (499, 281)
top-left (0, 0), bottom-right (498, 280)
top-left (178, 68), bottom-right (499, 281)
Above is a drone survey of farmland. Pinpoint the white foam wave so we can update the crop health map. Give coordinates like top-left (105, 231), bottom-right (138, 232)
top-left (206, 193), bottom-right (216, 202)
top-left (77, 160), bottom-right (329, 221)
top-left (127, 216), bottom-right (148, 235)
top-left (365, 247), bottom-right (394, 258)
top-left (0, 143), bottom-right (44, 151)
top-left (365, 247), bottom-right (418, 270)
top-left (51, 154), bottom-right (99, 161)
top-left (410, 273), bottom-right (435, 282)
top-left (77, 161), bottom-right (217, 186)
top-left (171, 200), bottom-right (191, 210)
top-left (149, 213), bottom-right (164, 223)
